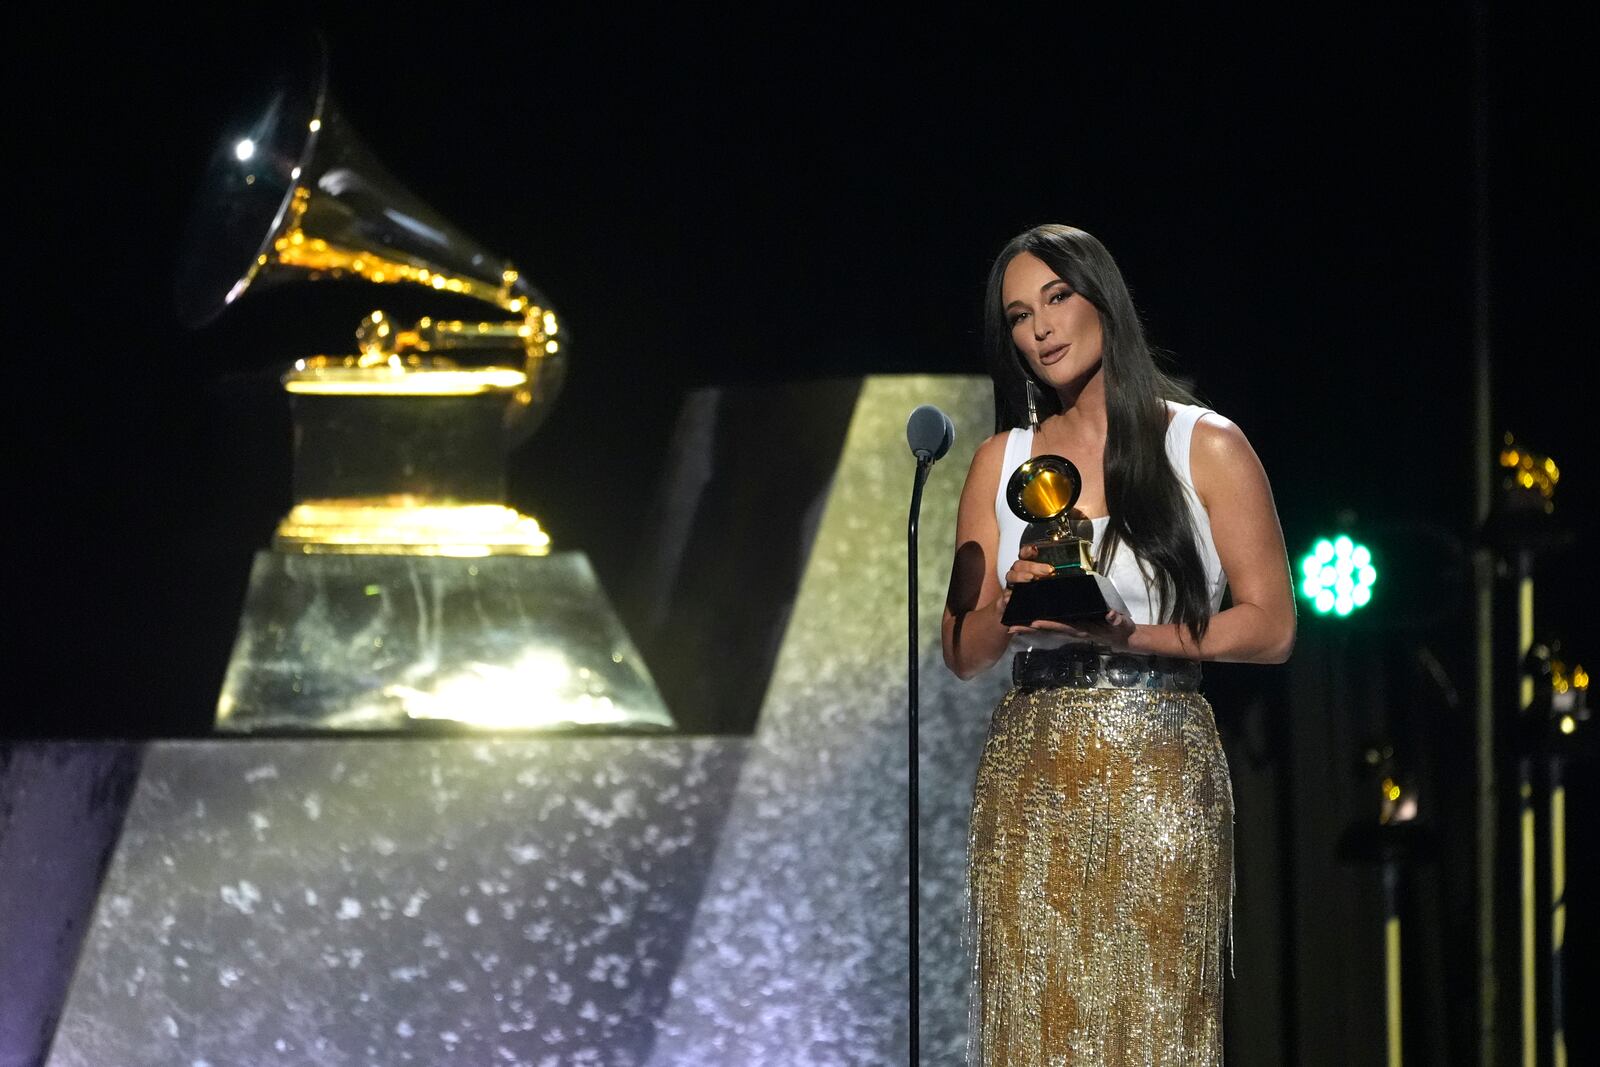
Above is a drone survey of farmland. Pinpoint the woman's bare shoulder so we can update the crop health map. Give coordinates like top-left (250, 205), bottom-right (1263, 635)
top-left (973, 428), bottom-right (1012, 463)
top-left (1192, 411), bottom-right (1255, 461)
top-left (961, 429), bottom-right (1013, 489)
top-left (1190, 412), bottom-right (1272, 502)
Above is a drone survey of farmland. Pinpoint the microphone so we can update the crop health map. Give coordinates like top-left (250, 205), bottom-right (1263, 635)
top-left (906, 404), bottom-right (955, 463)
top-left (903, 401), bottom-right (953, 1067)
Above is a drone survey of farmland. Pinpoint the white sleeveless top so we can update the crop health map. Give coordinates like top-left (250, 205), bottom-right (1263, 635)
top-left (994, 401), bottom-right (1227, 646)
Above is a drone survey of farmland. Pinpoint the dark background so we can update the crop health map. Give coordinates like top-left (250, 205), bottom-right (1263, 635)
top-left (8, 4), bottom-right (1596, 1063)
top-left (12, 6), bottom-right (1593, 733)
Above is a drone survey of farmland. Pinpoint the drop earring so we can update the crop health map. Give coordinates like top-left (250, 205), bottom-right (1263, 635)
top-left (1025, 377), bottom-right (1040, 429)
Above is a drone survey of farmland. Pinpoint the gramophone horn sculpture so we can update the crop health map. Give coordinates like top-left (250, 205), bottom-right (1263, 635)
top-left (185, 60), bottom-right (673, 733)
top-left (178, 58), bottom-right (568, 555)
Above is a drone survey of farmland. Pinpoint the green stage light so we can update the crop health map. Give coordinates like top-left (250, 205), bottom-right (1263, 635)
top-left (1299, 534), bottom-right (1376, 616)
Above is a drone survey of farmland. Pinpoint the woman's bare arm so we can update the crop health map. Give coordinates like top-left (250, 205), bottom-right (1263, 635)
top-left (941, 433), bottom-right (1022, 679)
top-left (1126, 415), bottom-right (1296, 663)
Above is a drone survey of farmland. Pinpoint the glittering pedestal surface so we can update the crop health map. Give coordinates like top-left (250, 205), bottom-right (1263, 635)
top-left (47, 739), bottom-right (746, 1067)
top-left (39, 375), bottom-right (1007, 1066)
top-left (0, 744), bottom-right (142, 1067)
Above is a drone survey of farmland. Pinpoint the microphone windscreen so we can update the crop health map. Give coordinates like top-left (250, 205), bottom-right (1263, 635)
top-left (907, 404), bottom-right (956, 461)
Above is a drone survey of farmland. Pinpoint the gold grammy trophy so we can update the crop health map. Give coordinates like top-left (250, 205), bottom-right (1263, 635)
top-left (999, 455), bottom-right (1128, 626)
top-left (184, 61), bottom-right (673, 732)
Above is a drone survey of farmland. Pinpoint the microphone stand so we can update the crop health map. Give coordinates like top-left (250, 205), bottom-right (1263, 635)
top-left (907, 450), bottom-right (933, 1067)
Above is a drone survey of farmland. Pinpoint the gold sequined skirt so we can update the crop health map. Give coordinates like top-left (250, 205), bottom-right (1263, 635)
top-left (967, 684), bottom-right (1233, 1066)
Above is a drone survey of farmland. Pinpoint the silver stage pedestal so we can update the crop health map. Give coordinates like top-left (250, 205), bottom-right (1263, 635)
top-left (38, 376), bottom-right (1006, 1066)
top-left (218, 552), bottom-right (674, 733)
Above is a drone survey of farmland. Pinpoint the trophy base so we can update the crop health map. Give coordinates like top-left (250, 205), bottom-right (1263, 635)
top-left (1002, 571), bottom-right (1128, 627)
top-left (216, 551), bottom-right (674, 733)
top-left (274, 497), bottom-right (551, 556)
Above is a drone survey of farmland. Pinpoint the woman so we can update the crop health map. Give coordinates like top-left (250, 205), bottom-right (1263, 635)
top-left (942, 224), bottom-right (1295, 1066)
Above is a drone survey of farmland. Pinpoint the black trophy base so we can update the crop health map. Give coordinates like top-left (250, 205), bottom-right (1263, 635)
top-left (1002, 572), bottom-right (1111, 626)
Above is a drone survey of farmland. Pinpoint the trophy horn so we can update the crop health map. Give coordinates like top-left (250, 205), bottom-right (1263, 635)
top-left (175, 58), bottom-right (564, 440)
top-left (1006, 455), bottom-right (1083, 524)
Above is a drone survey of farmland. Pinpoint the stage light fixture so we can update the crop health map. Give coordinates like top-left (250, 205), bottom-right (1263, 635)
top-left (1299, 534), bottom-right (1377, 617)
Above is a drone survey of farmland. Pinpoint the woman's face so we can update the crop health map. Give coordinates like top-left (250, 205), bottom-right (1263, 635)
top-left (1001, 251), bottom-right (1104, 391)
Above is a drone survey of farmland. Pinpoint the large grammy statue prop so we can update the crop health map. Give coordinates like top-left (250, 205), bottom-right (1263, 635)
top-left (181, 59), bottom-right (672, 732)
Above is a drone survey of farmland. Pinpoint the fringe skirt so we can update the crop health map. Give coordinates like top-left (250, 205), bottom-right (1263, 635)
top-left (967, 685), bottom-right (1233, 1066)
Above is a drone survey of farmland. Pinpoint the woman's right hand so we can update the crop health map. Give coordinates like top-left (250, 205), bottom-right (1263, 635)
top-left (998, 544), bottom-right (1056, 618)
top-left (1003, 543), bottom-right (1056, 588)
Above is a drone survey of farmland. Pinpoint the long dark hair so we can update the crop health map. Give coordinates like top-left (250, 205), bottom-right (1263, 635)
top-left (984, 223), bottom-right (1211, 643)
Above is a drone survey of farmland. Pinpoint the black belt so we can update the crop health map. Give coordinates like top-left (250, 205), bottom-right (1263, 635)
top-left (1012, 646), bottom-right (1201, 691)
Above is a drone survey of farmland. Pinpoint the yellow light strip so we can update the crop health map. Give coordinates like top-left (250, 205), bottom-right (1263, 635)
top-left (1386, 915), bottom-right (1403, 1067)
top-left (1553, 785), bottom-right (1567, 1067)
top-left (1519, 577), bottom-right (1534, 710)
top-left (1522, 780), bottom-right (1536, 1067)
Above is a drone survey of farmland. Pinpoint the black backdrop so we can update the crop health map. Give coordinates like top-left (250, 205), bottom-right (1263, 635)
top-left (8, 4), bottom-right (1597, 1060)
top-left (14, 6), bottom-right (1593, 735)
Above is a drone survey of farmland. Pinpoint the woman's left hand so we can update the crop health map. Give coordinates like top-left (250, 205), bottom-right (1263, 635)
top-left (1007, 610), bottom-right (1138, 651)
